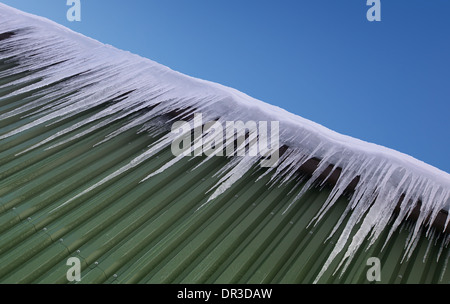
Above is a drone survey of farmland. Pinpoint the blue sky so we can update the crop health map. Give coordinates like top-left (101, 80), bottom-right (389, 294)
top-left (2, 0), bottom-right (450, 173)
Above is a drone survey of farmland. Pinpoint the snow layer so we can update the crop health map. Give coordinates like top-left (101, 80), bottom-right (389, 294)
top-left (0, 3), bottom-right (449, 281)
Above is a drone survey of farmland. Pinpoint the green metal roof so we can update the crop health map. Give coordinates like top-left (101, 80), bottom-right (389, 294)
top-left (0, 69), bottom-right (448, 283)
top-left (0, 5), bottom-right (448, 283)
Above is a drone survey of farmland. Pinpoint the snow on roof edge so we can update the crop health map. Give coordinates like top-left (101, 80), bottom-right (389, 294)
top-left (1, 2), bottom-right (447, 186)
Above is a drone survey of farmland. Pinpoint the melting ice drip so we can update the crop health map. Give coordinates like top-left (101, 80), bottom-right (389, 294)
top-left (0, 3), bottom-right (449, 282)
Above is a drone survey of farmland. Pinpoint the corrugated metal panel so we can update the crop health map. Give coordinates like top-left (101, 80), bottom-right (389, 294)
top-left (0, 65), bottom-right (449, 284)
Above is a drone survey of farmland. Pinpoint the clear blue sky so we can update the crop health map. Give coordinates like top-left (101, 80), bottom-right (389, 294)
top-left (2, 0), bottom-right (450, 173)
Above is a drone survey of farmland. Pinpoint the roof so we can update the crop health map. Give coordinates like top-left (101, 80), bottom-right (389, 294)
top-left (0, 105), bottom-right (449, 283)
top-left (0, 3), bottom-right (449, 284)
top-left (0, 110), bottom-right (448, 283)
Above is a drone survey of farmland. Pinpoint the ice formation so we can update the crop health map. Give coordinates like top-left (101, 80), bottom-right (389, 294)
top-left (0, 3), bottom-right (449, 282)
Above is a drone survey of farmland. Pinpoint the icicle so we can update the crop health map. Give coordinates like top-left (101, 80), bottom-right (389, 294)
top-left (48, 133), bottom-right (175, 213)
top-left (202, 156), bottom-right (259, 209)
top-left (423, 229), bottom-right (436, 263)
top-left (440, 248), bottom-right (449, 282)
